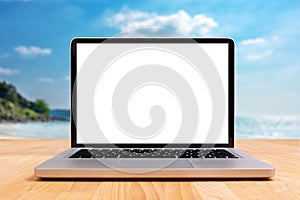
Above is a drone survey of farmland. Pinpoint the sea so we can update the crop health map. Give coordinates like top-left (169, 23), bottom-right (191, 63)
top-left (0, 109), bottom-right (299, 139)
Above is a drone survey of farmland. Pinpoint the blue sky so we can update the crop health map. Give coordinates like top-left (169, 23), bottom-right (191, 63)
top-left (0, 0), bottom-right (299, 115)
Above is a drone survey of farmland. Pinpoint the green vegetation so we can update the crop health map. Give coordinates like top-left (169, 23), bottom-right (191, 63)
top-left (32, 99), bottom-right (50, 116)
top-left (0, 81), bottom-right (50, 122)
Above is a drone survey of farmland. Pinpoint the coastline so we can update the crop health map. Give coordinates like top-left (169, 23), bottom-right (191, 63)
top-left (0, 117), bottom-right (68, 124)
top-left (0, 118), bottom-right (69, 139)
top-left (0, 120), bottom-right (70, 139)
top-left (0, 132), bottom-right (30, 139)
top-left (0, 115), bottom-right (299, 139)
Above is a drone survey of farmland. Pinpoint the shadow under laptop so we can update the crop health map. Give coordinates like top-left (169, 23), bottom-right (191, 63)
top-left (30, 176), bottom-right (274, 182)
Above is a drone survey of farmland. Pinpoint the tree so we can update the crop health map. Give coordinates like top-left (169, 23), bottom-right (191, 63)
top-left (0, 81), bottom-right (17, 103)
top-left (32, 99), bottom-right (50, 116)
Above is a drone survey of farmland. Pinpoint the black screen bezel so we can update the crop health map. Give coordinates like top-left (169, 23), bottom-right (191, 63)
top-left (71, 38), bottom-right (235, 148)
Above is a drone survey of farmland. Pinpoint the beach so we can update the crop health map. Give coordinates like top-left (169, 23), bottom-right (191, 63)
top-left (0, 121), bottom-right (70, 139)
top-left (0, 132), bottom-right (29, 139)
top-left (0, 115), bottom-right (299, 139)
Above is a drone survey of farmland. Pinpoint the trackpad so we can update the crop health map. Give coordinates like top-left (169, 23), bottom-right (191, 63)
top-left (117, 159), bottom-right (193, 169)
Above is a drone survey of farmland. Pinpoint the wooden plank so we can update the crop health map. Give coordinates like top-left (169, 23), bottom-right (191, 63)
top-left (0, 139), bottom-right (299, 200)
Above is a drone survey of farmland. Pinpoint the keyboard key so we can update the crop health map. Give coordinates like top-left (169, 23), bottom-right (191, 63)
top-left (69, 149), bottom-right (239, 159)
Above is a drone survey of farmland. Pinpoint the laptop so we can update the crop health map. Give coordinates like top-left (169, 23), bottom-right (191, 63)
top-left (35, 37), bottom-right (275, 178)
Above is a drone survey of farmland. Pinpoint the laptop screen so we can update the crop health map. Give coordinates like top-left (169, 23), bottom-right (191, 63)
top-left (72, 38), bottom-right (233, 146)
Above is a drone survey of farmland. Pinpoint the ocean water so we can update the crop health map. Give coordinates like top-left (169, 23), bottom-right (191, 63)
top-left (0, 121), bottom-right (70, 139)
top-left (0, 109), bottom-right (70, 139)
top-left (235, 116), bottom-right (300, 139)
top-left (0, 110), bottom-right (299, 139)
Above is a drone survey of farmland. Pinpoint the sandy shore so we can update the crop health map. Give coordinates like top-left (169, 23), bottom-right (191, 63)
top-left (0, 132), bottom-right (30, 139)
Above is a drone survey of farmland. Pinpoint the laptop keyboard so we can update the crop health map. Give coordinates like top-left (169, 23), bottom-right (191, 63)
top-left (69, 149), bottom-right (239, 159)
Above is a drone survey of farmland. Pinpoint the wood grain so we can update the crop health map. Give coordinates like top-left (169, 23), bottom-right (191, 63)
top-left (0, 139), bottom-right (299, 200)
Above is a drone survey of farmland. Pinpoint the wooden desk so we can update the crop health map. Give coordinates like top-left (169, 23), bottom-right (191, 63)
top-left (0, 139), bottom-right (299, 200)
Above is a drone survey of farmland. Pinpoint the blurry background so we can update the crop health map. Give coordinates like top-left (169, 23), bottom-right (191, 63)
top-left (0, 0), bottom-right (299, 139)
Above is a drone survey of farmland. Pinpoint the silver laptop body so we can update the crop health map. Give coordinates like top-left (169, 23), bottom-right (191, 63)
top-left (35, 38), bottom-right (274, 178)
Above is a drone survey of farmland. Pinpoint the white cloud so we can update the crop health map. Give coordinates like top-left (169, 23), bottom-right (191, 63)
top-left (241, 38), bottom-right (266, 45)
top-left (277, 64), bottom-right (300, 80)
top-left (239, 36), bottom-right (280, 61)
top-left (0, 53), bottom-right (9, 59)
top-left (65, 76), bottom-right (70, 81)
top-left (0, 67), bottom-right (18, 75)
top-left (272, 35), bottom-right (280, 41)
top-left (247, 50), bottom-right (273, 60)
top-left (106, 9), bottom-right (218, 36)
top-left (38, 77), bottom-right (55, 83)
top-left (14, 46), bottom-right (51, 56)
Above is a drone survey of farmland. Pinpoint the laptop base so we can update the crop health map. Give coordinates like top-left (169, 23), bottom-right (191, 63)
top-left (35, 148), bottom-right (274, 179)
